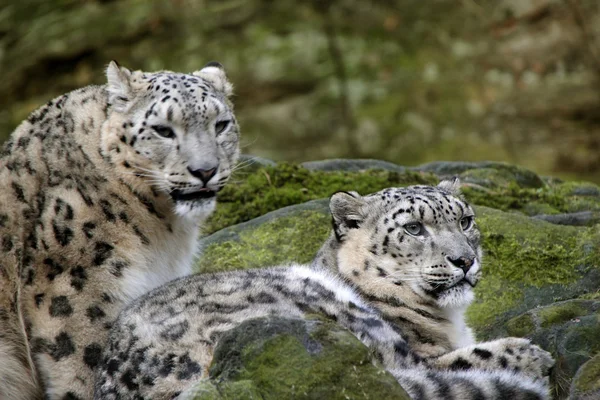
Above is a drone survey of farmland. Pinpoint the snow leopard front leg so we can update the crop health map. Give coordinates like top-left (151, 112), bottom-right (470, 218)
top-left (428, 337), bottom-right (554, 383)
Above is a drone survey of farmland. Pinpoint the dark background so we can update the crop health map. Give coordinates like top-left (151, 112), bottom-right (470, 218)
top-left (2, 0), bottom-right (600, 182)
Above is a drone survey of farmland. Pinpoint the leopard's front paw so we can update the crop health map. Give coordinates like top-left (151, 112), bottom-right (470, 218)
top-left (491, 338), bottom-right (554, 381)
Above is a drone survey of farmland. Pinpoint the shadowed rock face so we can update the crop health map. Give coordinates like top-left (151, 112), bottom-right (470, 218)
top-left (194, 158), bottom-right (600, 399)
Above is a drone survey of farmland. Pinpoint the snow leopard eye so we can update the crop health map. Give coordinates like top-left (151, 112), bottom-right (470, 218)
top-left (152, 125), bottom-right (176, 139)
top-left (403, 222), bottom-right (423, 236)
top-left (460, 216), bottom-right (473, 231)
top-left (215, 120), bottom-right (231, 135)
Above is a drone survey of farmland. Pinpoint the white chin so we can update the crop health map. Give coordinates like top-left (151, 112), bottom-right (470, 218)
top-left (174, 198), bottom-right (216, 220)
top-left (436, 284), bottom-right (474, 308)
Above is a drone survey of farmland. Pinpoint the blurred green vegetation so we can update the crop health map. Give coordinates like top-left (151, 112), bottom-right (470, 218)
top-left (2, 0), bottom-right (600, 181)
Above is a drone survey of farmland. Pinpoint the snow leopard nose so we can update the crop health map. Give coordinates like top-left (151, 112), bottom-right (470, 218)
top-left (188, 166), bottom-right (217, 184)
top-left (447, 256), bottom-right (474, 274)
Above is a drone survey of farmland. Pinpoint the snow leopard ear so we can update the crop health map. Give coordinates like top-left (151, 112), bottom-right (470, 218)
top-left (192, 62), bottom-right (233, 97)
top-left (437, 177), bottom-right (461, 196)
top-left (330, 191), bottom-right (365, 241)
top-left (106, 60), bottom-right (133, 112)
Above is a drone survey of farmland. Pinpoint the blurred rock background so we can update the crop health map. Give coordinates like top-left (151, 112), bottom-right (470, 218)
top-left (2, 0), bottom-right (600, 182)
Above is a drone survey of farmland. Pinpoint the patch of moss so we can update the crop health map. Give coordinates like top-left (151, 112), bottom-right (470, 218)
top-left (467, 278), bottom-right (524, 330)
top-left (459, 165), bottom-right (544, 189)
top-left (208, 317), bottom-right (410, 400)
top-left (466, 206), bottom-right (600, 330)
top-left (198, 208), bottom-right (331, 273)
top-left (475, 206), bottom-right (595, 285)
top-left (185, 380), bottom-right (263, 400)
top-left (505, 313), bottom-right (536, 337)
top-left (538, 302), bottom-right (589, 328)
top-left (218, 381), bottom-right (263, 400)
top-left (572, 354), bottom-right (600, 393)
top-left (564, 322), bottom-right (600, 356)
top-left (207, 163), bottom-right (439, 234)
top-left (578, 291), bottom-right (600, 300)
top-left (462, 179), bottom-right (600, 216)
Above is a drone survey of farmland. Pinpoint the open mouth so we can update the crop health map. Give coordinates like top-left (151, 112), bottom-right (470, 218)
top-left (170, 189), bottom-right (216, 202)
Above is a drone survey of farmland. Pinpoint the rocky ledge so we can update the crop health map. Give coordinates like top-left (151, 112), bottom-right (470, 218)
top-left (187, 158), bottom-right (600, 400)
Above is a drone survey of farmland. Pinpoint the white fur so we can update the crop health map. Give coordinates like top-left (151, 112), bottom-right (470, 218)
top-left (174, 198), bottom-right (216, 219)
top-left (119, 216), bottom-right (200, 302)
top-left (443, 305), bottom-right (475, 348)
top-left (105, 61), bottom-right (133, 112)
top-left (192, 66), bottom-right (233, 97)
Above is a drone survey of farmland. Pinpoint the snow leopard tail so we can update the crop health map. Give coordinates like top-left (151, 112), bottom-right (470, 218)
top-left (392, 367), bottom-right (550, 400)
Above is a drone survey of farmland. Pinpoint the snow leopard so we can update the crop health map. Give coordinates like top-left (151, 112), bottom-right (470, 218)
top-left (0, 61), bottom-right (240, 399)
top-left (94, 180), bottom-right (554, 400)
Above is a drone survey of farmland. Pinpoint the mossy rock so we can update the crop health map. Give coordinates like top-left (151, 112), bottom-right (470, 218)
top-left (570, 353), bottom-right (600, 400)
top-left (301, 159), bottom-right (407, 173)
top-left (465, 208), bottom-right (600, 334)
top-left (197, 199), bottom-right (331, 273)
top-left (182, 317), bottom-right (410, 400)
top-left (413, 161), bottom-right (545, 189)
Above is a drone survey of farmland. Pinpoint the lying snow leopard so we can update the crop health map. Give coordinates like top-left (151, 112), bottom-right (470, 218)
top-left (95, 180), bottom-right (554, 400)
top-left (0, 61), bottom-right (239, 399)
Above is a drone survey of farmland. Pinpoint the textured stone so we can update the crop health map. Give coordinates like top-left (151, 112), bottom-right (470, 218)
top-left (183, 317), bottom-right (410, 400)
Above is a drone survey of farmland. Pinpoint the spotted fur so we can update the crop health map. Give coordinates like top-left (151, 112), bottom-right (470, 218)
top-left (94, 182), bottom-right (553, 400)
top-left (0, 61), bottom-right (240, 399)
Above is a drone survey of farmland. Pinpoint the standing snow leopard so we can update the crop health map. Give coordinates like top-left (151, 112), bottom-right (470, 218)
top-left (95, 181), bottom-right (554, 400)
top-left (0, 61), bottom-right (240, 399)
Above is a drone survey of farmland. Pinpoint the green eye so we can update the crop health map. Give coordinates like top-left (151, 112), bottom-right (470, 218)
top-left (215, 120), bottom-right (231, 135)
top-left (460, 216), bottom-right (473, 231)
top-left (403, 222), bottom-right (423, 236)
top-left (152, 125), bottom-right (176, 139)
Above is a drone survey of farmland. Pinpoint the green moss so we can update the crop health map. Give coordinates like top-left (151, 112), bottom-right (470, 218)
top-left (466, 206), bottom-right (600, 330)
top-left (185, 380), bottom-right (263, 400)
top-left (565, 322), bottom-right (600, 355)
top-left (475, 206), bottom-right (593, 285)
top-left (505, 313), bottom-right (536, 337)
top-left (218, 381), bottom-right (263, 400)
top-left (467, 279), bottom-right (523, 329)
top-left (206, 163), bottom-right (438, 234)
top-left (198, 209), bottom-right (331, 273)
top-left (461, 180), bottom-right (600, 217)
top-left (578, 291), bottom-right (600, 300)
top-left (210, 317), bottom-right (410, 400)
top-left (573, 354), bottom-right (600, 393)
top-left (185, 381), bottom-right (222, 399)
top-left (459, 165), bottom-right (544, 189)
top-left (538, 302), bottom-right (589, 328)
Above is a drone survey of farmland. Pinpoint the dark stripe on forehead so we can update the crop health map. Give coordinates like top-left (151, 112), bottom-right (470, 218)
top-left (456, 201), bottom-right (465, 215)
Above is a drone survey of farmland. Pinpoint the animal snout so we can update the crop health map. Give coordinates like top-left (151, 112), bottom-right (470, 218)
top-left (446, 256), bottom-right (475, 274)
top-left (188, 166), bottom-right (217, 185)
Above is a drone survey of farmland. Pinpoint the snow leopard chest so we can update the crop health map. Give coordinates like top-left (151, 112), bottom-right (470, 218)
top-left (118, 217), bottom-right (200, 302)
